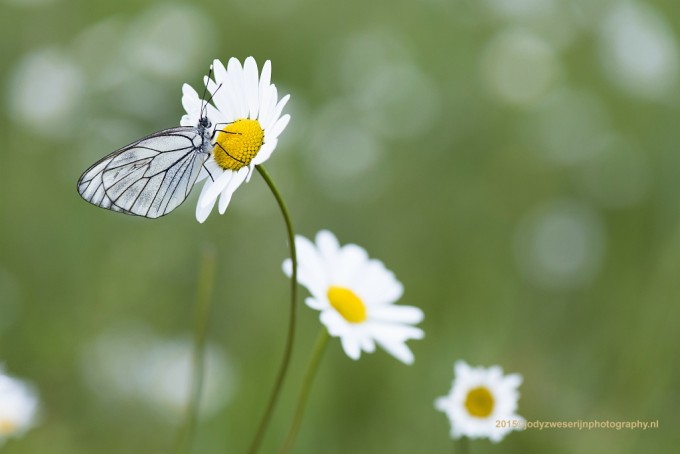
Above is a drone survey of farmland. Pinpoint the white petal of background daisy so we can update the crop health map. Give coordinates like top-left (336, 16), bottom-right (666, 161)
top-left (0, 368), bottom-right (39, 446)
top-left (435, 360), bottom-right (524, 443)
top-left (283, 230), bottom-right (424, 364)
top-left (181, 56), bottom-right (291, 223)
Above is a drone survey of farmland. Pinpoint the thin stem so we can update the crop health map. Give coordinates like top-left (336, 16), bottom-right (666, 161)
top-left (280, 329), bottom-right (330, 454)
top-left (173, 246), bottom-right (217, 454)
top-left (456, 437), bottom-right (470, 454)
top-left (248, 165), bottom-right (298, 454)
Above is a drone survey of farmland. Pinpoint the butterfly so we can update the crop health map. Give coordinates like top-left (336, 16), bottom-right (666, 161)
top-left (77, 74), bottom-right (222, 219)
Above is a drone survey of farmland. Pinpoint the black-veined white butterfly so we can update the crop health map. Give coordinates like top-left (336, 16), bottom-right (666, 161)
top-left (77, 80), bottom-right (219, 219)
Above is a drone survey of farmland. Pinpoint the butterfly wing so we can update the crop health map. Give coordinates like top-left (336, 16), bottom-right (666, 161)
top-left (77, 127), bottom-right (210, 219)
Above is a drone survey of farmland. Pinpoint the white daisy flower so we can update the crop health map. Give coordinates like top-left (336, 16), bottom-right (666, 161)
top-left (435, 360), bottom-right (524, 443)
top-left (181, 56), bottom-right (291, 223)
top-left (283, 230), bottom-right (424, 364)
top-left (0, 368), bottom-right (39, 446)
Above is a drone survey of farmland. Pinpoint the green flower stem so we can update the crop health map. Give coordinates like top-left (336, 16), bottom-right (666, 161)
top-left (456, 437), bottom-right (470, 454)
top-left (248, 165), bottom-right (298, 454)
top-left (173, 245), bottom-right (217, 454)
top-left (280, 329), bottom-right (330, 454)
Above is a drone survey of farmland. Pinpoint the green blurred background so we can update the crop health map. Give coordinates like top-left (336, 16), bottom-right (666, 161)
top-left (1, 0), bottom-right (678, 452)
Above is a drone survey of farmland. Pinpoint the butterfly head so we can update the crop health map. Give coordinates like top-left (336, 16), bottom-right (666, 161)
top-left (198, 115), bottom-right (211, 129)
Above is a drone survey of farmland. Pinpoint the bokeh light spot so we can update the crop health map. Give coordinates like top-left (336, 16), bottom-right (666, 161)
top-left (599, 2), bottom-right (678, 99)
top-left (480, 28), bottom-right (560, 106)
top-left (515, 199), bottom-right (606, 291)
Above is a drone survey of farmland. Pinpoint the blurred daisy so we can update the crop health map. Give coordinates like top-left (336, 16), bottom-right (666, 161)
top-left (81, 325), bottom-right (234, 421)
top-left (181, 56), bottom-right (291, 223)
top-left (0, 369), bottom-right (39, 446)
top-left (283, 230), bottom-right (424, 364)
top-left (435, 360), bottom-right (524, 443)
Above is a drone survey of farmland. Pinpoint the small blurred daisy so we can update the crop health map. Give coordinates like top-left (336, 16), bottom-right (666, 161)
top-left (0, 368), bottom-right (39, 446)
top-left (435, 360), bottom-right (524, 443)
top-left (283, 230), bottom-right (424, 364)
top-left (181, 56), bottom-right (291, 223)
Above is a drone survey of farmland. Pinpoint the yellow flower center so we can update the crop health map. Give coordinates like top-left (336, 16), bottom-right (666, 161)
top-left (213, 119), bottom-right (264, 170)
top-left (464, 386), bottom-right (495, 418)
top-left (0, 418), bottom-right (17, 435)
top-left (327, 286), bottom-right (367, 323)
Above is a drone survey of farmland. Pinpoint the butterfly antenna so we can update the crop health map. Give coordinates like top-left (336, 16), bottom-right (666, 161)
top-left (199, 69), bottom-right (224, 120)
top-left (204, 82), bottom-right (223, 106)
top-left (200, 64), bottom-right (215, 119)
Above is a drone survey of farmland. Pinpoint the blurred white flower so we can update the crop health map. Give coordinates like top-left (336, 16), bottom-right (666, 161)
top-left (599, 2), bottom-right (678, 100)
top-left (514, 199), bottom-right (605, 291)
top-left (181, 56), bottom-right (291, 223)
top-left (435, 360), bottom-right (523, 442)
top-left (7, 47), bottom-right (84, 138)
top-left (81, 324), bottom-right (233, 420)
top-left (0, 368), bottom-right (39, 446)
top-left (283, 230), bottom-right (424, 364)
top-left (480, 28), bottom-right (560, 106)
top-left (124, 3), bottom-right (214, 79)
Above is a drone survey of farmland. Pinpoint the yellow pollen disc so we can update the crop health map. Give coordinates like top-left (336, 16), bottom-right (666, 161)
top-left (464, 386), bottom-right (495, 418)
top-left (213, 119), bottom-right (264, 170)
top-left (327, 286), bottom-right (367, 323)
top-left (0, 418), bottom-right (17, 435)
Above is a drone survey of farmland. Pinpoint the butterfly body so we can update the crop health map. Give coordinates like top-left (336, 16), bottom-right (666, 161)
top-left (77, 116), bottom-right (214, 219)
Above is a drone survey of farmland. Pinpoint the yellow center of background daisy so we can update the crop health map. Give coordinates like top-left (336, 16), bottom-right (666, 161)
top-left (0, 418), bottom-right (17, 435)
top-left (213, 119), bottom-right (264, 170)
top-left (464, 386), bottom-right (495, 418)
top-left (327, 286), bottom-right (367, 323)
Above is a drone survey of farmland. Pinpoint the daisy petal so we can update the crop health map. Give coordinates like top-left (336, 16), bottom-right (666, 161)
top-left (268, 114), bottom-right (290, 141)
top-left (503, 373), bottom-right (523, 389)
top-left (369, 322), bottom-right (424, 345)
top-left (374, 338), bottom-right (414, 364)
top-left (195, 167), bottom-right (209, 183)
top-left (181, 83), bottom-right (201, 125)
top-left (359, 335), bottom-right (376, 353)
top-left (252, 139), bottom-right (277, 165)
top-left (282, 258), bottom-right (293, 277)
top-left (304, 296), bottom-right (325, 310)
top-left (218, 168), bottom-right (248, 214)
top-left (201, 170), bottom-right (233, 208)
top-left (227, 57), bottom-right (247, 118)
top-left (294, 236), bottom-right (330, 294)
top-left (355, 260), bottom-right (404, 305)
top-left (243, 56), bottom-right (259, 119)
top-left (340, 335), bottom-right (361, 360)
top-left (316, 230), bottom-right (341, 267)
top-left (264, 94), bottom-right (290, 131)
top-left (217, 192), bottom-right (232, 214)
top-left (333, 243), bottom-right (369, 285)
top-left (293, 235), bottom-right (319, 271)
top-left (195, 159), bottom-right (221, 186)
top-left (212, 59), bottom-right (228, 84)
top-left (319, 310), bottom-right (352, 336)
top-left (244, 165), bottom-right (254, 181)
top-left (196, 179), bottom-right (219, 223)
top-left (206, 75), bottom-right (235, 121)
top-left (369, 305), bottom-right (424, 324)
top-left (258, 60), bottom-right (272, 115)
top-left (259, 84), bottom-right (278, 128)
top-left (180, 114), bottom-right (193, 127)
